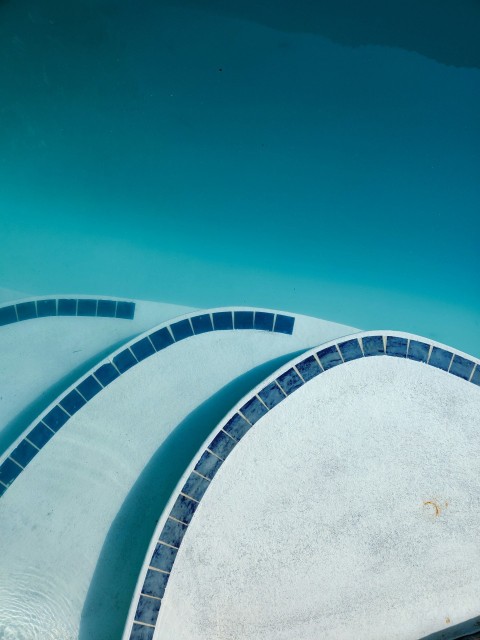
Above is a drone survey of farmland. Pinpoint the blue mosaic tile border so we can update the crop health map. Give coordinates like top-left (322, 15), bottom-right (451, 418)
top-left (0, 298), bottom-right (136, 326)
top-left (0, 310), bottom-right (295, 498)
top-left (126, 333), bottom-right (479, 639)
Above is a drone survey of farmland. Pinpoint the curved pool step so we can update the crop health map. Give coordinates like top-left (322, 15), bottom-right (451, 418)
top-left (0, 308), bottom-right (296, 496)
top-left (123, 331), bottom-right (480, 640)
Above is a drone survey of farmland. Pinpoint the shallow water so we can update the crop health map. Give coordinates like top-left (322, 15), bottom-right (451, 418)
top-left (1, 1), bottom-right (479, 354)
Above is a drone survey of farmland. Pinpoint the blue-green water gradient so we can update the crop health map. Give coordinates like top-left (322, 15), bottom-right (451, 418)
top-left (0, 1), bottom-right (479, 354)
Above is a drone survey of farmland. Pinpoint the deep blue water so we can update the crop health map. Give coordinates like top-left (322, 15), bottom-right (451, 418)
top-left (0, 1), bottom-right (479, 354)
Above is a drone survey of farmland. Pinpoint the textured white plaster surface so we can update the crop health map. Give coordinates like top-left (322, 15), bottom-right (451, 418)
top-left (156, 356), bottom-right (480, 640)
top-left (0, 296), bottom-right (194, 454)
top-left (0, 310), bottom-right (355, 639)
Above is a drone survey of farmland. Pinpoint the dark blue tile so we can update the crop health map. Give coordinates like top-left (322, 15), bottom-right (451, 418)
top-left (60, 389), bottom-right (86, 416)
top-left (191, 314), bottom-right (213, 334)
top-left (43, 405), bottom-right (69, 432)
top-left (28, 423), bottom-right (54, 449)
top-left (150, 327), bottom-right (174, 351)
top-left (77, 375), bottom-right (102, 401)
top-left (296, 355), bottom-right (322, 381)
top-left (429, 346), bottom-right (453, 372)
top-left (362, 335), bottom-right (385, 356)
top-left (182, 472), bottom-right (210, 502)
top-left (131, 337), bottom-right (155, 362)
top-left (471, 366), bottom-right (480, 386)
top-left (170, 319), bottom-right (193, 341)
top-left (58, 298), bottom-right (77, 316)
top-left (113, 349), bottom-right (137, 373)
top-left (212, 311), bottom-right (233, 330)
top-left (37, 299), bottom-right (57, 317)
top-left (234, 310), bottom-right (254, 329)
top-left (254, 311), bottom-right (274, 331)
top-left (0, 483), bottom-right (6, 498)
top-left (130, 622), bottom-right (155, 640)
top-left (16, 301), bottom-right (37, 321)
top-left (317, 345), bottom-right (343, 370)
top-left (143, 567), bottom-right (169, 598)
top-left (135, 595), bottom-right (161, 626)
top-left (240, 396), bottom-right (268, 424)
top-left (116, 301), bottom-right (135, 320)
top-left (449, 355), bottom-right (475, 381)
top-left (150, 543), bottom-right (177, 574)
top-left (97, 299), bottom-right (116, 318)
top-left (0, 458), bottom-right (22, 486)
top-left (338, 339), bottom-right (363, 362)
top-left (10, 439), bottom-right (38, 467)
top-left (223, 413), bottom-right (251, 440)
top-left (94, 363), bottom-right (119, 387)
top-left (407, 340), bottom-right (430, 363)
top-left (258, 381), bottom-right (285, 409)
top-left (207, 430), bottom-right (237, 460)
top-left (277, 368), bottom-right (304, 395)
top-left (274, 314), bottom-right (295, 335)
top-left (386, 336), bottom-right (408, 357)
top-left (194, 451), bottom-right (223, 480)
top-left (159, 517), bottom-right (188, 548)
top-left (170, 494), bottom-right (199, 525)
top-left (77, 299), bottom-right (97, 316)
top-left (0, 305), bottom-right (17, 326)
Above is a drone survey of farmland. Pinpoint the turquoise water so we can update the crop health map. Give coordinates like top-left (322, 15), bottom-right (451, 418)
top-left (0, 1), bottom-right (479, 355)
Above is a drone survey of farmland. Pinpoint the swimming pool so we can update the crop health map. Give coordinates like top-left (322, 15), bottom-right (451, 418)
top-left (0, 1), bottom-right (479, 638)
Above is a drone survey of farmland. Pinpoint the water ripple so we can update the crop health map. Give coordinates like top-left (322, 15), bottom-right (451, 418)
top-left (0, 568), bottom-right (78, 640)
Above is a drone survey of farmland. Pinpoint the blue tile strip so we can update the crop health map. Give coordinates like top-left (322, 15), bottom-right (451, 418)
top-left (240, 396), bottom-right (268, 425)
top-left (449, 355), bottom-right (475, 381)
top-left (77, 299), bottom-right (97, 316)
top-left (37, 299), bottom-right (56, 317)
top-left (386, 336), bottom-right (408, 358)
top-left (149, 544), bottom-right (177, 574)
top-left (274, 314), bottom-right (295, 335)
top-left (27, 423), bottom-right (55, 449)
top-left (276, 368), bottom-right (303, 395)
top-left (134, 594), bottom-right (161, 626)
top-left (258, 381), bottom-right (285, 409)
top-left (0, 298), bottom-right (136, 326)
top-left (338, 338), bottom-right (363, 362)
top-left (429, 346), bottom-right (453, 372)
top-left (191, 314), bottom-right (213, 334)
top-left (130, 623), bottom-right (154, 640)
top-left (10, 440), bottom-right (39, 467)
top-left (254, 311), bottom-right (274, 331)
top-left (212, 311), bottom-right (233, 330)
top-left (207, 431), bottom-right (237, 460)
top-left (317, 345), bottom-right (343, 370)
top-left (130, 622), bottom-right (155, 640)
top-left (126, 331), bottom-right (479, 639)
top-left (0, 305), bottom-right (17, 326)
top-left (0, 458), bottom-right (22, 487)
top-left (407, 340), bottom-right (430, 363)
top-left (296, 355), bottom-right (322, 381)
top-left (16, 301), bottom-right (37, 321)
top-left (234, 310), bottom-right (254, 330)
top-left (143, 566), bottom-right (169, 596)
top-left (182, 472), bottom-right (211, 502)
top-left (170, 319), bottom-right (193, 341)
top-left (362, 335), bottom-right (384, 356)
top-left (222, 413), bottom-right (251, 440)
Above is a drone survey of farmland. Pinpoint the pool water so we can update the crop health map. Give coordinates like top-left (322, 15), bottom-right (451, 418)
top-left (0, 4), bottom-right (479, 639)
top-left (0, 1), bottom-right (479, 354)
